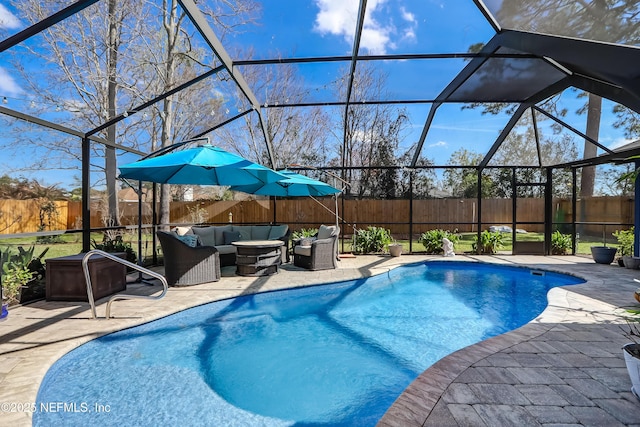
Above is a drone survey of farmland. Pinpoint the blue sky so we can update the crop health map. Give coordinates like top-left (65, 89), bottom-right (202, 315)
top-left (0, 0), bottom-right (634, 190)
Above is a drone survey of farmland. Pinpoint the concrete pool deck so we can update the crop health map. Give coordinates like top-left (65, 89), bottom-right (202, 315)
top-left (1, 254), bottom-right (639, 426)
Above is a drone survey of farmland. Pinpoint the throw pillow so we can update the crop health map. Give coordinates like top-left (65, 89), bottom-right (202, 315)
top-left (232, 226), bottom-right (252, 241)
top-left (173, 226), bottom-right (193, 236)
top-left (213, 225), bottom-right (233, 246)
top-left (223, 231), bottom-right (242, 245)
top-left (176, 234), bottom-right (199, 247)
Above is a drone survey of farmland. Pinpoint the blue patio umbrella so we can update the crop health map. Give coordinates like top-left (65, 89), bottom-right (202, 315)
top-left (230, 170), bottom-right (340, 197)
top-left (118, 144), bottom-right (285, 186)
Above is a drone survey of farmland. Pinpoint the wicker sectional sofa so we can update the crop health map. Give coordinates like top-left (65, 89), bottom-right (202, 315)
top-left (173, 224), bottom-right (290, 266)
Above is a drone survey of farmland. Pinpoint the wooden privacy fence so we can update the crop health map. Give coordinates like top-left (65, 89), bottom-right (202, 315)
top-left (0, 196), bottom-right (634, 237)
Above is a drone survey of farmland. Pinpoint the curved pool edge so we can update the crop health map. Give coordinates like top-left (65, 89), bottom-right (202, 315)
top-left (1, 255), bottom-right (636, 426)
top-left (378, 261), bottom-right (638, 426)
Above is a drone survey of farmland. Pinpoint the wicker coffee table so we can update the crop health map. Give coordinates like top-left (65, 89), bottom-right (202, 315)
top-left (232, 240), bottom-right (283, 276)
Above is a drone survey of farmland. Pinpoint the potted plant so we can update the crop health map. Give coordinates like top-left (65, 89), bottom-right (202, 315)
top-left (614, 227), bottom-right (639, 269)
top-left (621, 316), bottom-right (640, 399)
top-left (1, 246), bottom-right (39, 320)
top-left (591, 228), bottom-right (617, 264)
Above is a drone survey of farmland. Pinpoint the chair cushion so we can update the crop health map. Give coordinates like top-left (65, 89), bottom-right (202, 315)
top-left (233, 225), bottom-right (253, 241)
top-left (268, 224), bottom-right (288, 239)
top-left (223, 231), bottom-right (242, 245)
top-left (251, 226), bottom-right (271, 240)
top-left (192, 226), bottom-right (218, 246)
top-left (318, 225), bottom-right (336, 240)
top-left (294, 245), bottom-right (312, 257)
top-left (176, 234), bottom-right (199, 247)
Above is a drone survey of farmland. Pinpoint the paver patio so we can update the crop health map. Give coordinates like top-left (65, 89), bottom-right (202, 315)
top-left (1, 254), bottom-right (639, 426)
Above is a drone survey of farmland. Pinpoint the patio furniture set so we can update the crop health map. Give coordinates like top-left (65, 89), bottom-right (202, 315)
top-left (156, 223), bottom-right (340, 286)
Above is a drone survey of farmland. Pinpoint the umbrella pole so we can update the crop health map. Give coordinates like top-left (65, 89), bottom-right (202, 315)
top-left (121, 178), bottom-right (157, 286)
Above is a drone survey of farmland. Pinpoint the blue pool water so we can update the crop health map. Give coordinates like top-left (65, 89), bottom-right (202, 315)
top-left (34, 261), bottom-right (583, 426)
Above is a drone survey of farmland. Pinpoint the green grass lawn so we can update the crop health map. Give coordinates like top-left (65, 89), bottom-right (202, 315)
top-left (0, 232), bottom-right (156, 262)
top-left (0, 230), bottom-right (612, 263)
top-left (341, 231), bottom-right (610, 255)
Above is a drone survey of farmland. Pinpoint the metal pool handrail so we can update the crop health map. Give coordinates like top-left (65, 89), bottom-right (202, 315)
top-left (82, 250), bottom-right (168, 319)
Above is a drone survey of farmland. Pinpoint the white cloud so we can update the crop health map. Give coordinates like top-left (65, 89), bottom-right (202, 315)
top-left (0, 67), bottom-right (23, 95)
top-left (609, 137), bottom-right (638, 151)
top-left (429, 141), bottom-right (447, 148)
top-left (314, 0), bottom-right (416, 54)
top-left (0, 4), bottom-right (21, 30)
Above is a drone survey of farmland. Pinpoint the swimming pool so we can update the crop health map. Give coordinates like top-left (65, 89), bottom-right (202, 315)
top-left (34, 261), bottom-right (583, 426)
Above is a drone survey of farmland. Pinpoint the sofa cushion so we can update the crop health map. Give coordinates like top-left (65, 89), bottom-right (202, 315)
top-left (191, 226), bottom-right (217, 246)
top-left (318, 225), bottom-right (336, 240)
top-left (173, 226), bottom-right (193, 236)
top-left (233, 225), bottom-right (253, 241)
top-left (251, 226), bottom-right (271, 240)
top-left (176, 234), bottom-right (199, 247)
top-left (268, 224), bottom-right (288, 240)
top-left (223, 230), bottom-right (242, 245)
top-left (215, 244), bottom-right (237, 255)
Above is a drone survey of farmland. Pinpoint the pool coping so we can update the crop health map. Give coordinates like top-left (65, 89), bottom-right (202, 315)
top-left (1, 255), bottom-right (638, 426)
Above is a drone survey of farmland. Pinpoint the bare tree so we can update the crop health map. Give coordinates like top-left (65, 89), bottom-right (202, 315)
top-left (335, 63), bottom-right (409, 199)
top-left (216, 51), bottom-right (331, 170)
top-left (8, 0), bottom-right (258, 230)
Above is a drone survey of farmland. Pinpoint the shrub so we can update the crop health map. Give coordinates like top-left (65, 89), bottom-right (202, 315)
top-left (551, 231), bottom-right (572, 255)
top-left (1, 246), bottom-right (48, 305)
top-left (91, 234), bottom-right (137, 264)
top-left (614, 227), bottom-right (634, 257)
top-left (418, 229), bottom-right (460, 254)
top-left (352, 226), bottom-right (392, 254)
top-left (292, 228), bottom-right (318, 240)
top-left (472, 230), bottom-right (504, 254)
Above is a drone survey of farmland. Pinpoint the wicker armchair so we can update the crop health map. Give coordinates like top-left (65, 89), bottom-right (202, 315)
top-left (157, 231), bottom-right (221, 286)
top-left (293, 225), bottom-right (340, 270)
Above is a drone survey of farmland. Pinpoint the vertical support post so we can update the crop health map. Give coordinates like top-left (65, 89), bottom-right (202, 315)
top-left (476, 168), bottom-right (482, 251)
top-left (511, 167), bottom-right (517, 251)
top-left (82, 136), bottom-right (91, 253)
top-left (272, 196), bottom-right (277, 224)
top-left (545, 168), bottom-right (553, 255)
top-left (571, 168), bottom-right (577, 255)
top-left (152, 183), bottom-right (158, 265)
top-left (138, 181), bottom-right (143, 266)
top-left (635, 160), bottom-right (640, 257)
top-left (409, 170), bottom-right (413, 253)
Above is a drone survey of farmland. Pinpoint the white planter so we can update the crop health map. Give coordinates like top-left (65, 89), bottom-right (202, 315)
top-left (623, 343), bottom-right (640, 400)
top-left (388, 244), bottom-right (402, 257)
top-left (623, 256), bottom-right (640, 269)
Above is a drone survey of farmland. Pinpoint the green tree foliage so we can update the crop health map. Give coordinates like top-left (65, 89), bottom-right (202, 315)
top-left (443, 149), bottom-right (495, 198)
